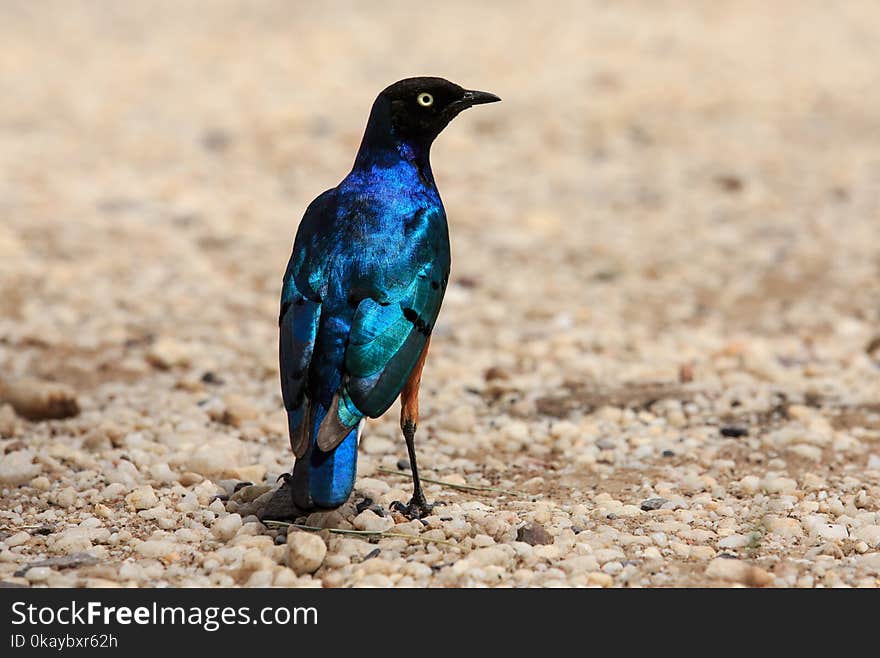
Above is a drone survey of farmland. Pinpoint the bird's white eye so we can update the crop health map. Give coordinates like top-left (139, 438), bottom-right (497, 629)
top-left (416, 92), bottom-right (434, 107)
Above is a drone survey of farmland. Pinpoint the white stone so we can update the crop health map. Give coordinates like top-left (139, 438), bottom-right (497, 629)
top-left (53, 529), bottom-right (93, 554)
top-left (467, 546), bottom-right (511, 568)
top-left (125, 486), bottom-right (158, 510)
top-left (0, 450), bottom-right (41, 486)
top-left (763, 477), bottom-right (797, 495)
top-left (186, 439), bottom-right (245, 478)
top-left (853, 525), bottom-right (880, 547)
top-left (352, 510), bottom-right (394, 532)
top-left (118, 562), bottom-right (144, 581)
top-left (814, 524), bottom-right (848, 540)
top-left (29, 476), bottom-right (51, 491)
top-left (764, 516), bottom-right (803, 539)
top-left (245, 570), bottom-right (275, 587)
top-left (176, 492), bottom-right (200, 512)
top-left (533, 544), bottom-right (560, 560)
top-left (788, 444), bottom-right (822, 461)
top-left (101, 483), bottom-right (127, 501)
top-left (593, 547), bottom-right (626, 564)
top-left (705, 558), bottom-right (773, 586)
top-left (602, 560), bottom-right (623, 575)
top-left (690, 545), bottom-right (716, 561)
top-left (174, 528), bottom-right (203, 543)
top-left (134, 540), bottom-right (179, 559)
top-left (355, 477), bottom-right (390, 494)
top-left (149, 462), bottom-right (178, 483)
top-left (211, 513), bottom-right (242, 541)
top-left (25, 566), bottom-right (53, 583)
top-left (361, 435), bottom-right (394, 455)
top-left (5, 531), bottom-right (30, 548)
top-left (55, 487), bottom-right (78, 508)
top-left (642, 546), bottom-right (662, 560)
top-left (286, 532), bottom-right (327, 575)
top-left (738, 475), bottom-right (761, 494)
top-left (560, 555), bottom-right (600, 574)
top-left (718, 534), bottom-right (751, 549)
top-left (586, 572), bottom-right (613, 587)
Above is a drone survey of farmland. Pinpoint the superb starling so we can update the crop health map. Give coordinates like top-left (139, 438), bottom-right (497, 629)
top-left (275, 77), bottom-right (499, 520)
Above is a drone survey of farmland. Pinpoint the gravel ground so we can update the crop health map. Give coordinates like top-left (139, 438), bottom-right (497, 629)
top-left (2, 1), bottom-right (880, 588)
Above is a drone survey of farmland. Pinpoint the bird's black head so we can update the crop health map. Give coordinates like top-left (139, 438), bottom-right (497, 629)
top-left (381, 77), bottom-right (500, 142)
top-left (358, 77), bottom-right (500, 160)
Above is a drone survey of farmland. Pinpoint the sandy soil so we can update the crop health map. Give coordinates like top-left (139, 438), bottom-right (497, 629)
top-left (1, 0), bottom-right (880, 587)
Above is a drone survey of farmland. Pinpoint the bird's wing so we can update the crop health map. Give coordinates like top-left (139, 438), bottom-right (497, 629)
top-left (279, 282), bottom-right (320, 457)
top-left (315, 208), bottom-right (449, 452)
top-left (279, 192), bottom-right (334, 457)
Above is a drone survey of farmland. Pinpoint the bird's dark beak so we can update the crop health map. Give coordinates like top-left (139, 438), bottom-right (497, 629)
top-left (447, 89), bottom-right (501, 116)
top-left (462, 89), bottom-right (501, 107)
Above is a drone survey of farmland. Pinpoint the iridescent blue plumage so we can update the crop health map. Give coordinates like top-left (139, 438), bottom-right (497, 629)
top-left (278, 77), bottom-right (498, 514)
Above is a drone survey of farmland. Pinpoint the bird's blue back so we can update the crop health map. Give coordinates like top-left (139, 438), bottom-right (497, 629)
top-left (279, 139), bottom-right (450, 509)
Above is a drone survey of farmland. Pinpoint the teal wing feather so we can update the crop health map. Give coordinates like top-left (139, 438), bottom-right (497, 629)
top-left (342, 259), bottom-right (445, 419)
top-left (342, 206), bottom-right (449, 419)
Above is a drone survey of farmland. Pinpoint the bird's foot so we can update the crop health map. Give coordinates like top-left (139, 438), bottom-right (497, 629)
top-left (259, 472), bottom-right (307, 522)
top-left (391, 495), bottom-right (434, 520)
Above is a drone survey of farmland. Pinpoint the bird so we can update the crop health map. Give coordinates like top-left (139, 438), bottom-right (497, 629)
top-left (273, 77), bottom-right (500, 521)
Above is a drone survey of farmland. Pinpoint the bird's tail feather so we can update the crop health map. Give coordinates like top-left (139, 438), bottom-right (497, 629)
top-left (289, 401), bottom-right (359, 510)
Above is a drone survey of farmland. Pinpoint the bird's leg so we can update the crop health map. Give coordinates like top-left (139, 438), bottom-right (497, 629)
top-left (394, 339), bottom-right (433, 520)
top-left (402, 419), bottom-right (432, 517)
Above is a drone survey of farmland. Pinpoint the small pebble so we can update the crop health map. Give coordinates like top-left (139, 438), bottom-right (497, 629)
top-left (287, 532), bottom-right (327, 575)
top-left (211, 513), bottom-right (243, 541)
top-left (125, 486), bottom-right (159, 511)
top-left (640, 498), bottom-right (667, 511)
top-left (516, 522), bottom-right (553, 546)
top-left (5, 532), bottom-right (30, 548)
top-left (353, 510), bottom-right (394, 532)
top-left (706, 558), bottom-right (773, 586)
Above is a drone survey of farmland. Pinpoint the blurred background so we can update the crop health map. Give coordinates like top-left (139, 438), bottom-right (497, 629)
top-left (2, 1), bottom-right (879, 386)
top-left (0, 1), bottom-right (879, 586)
